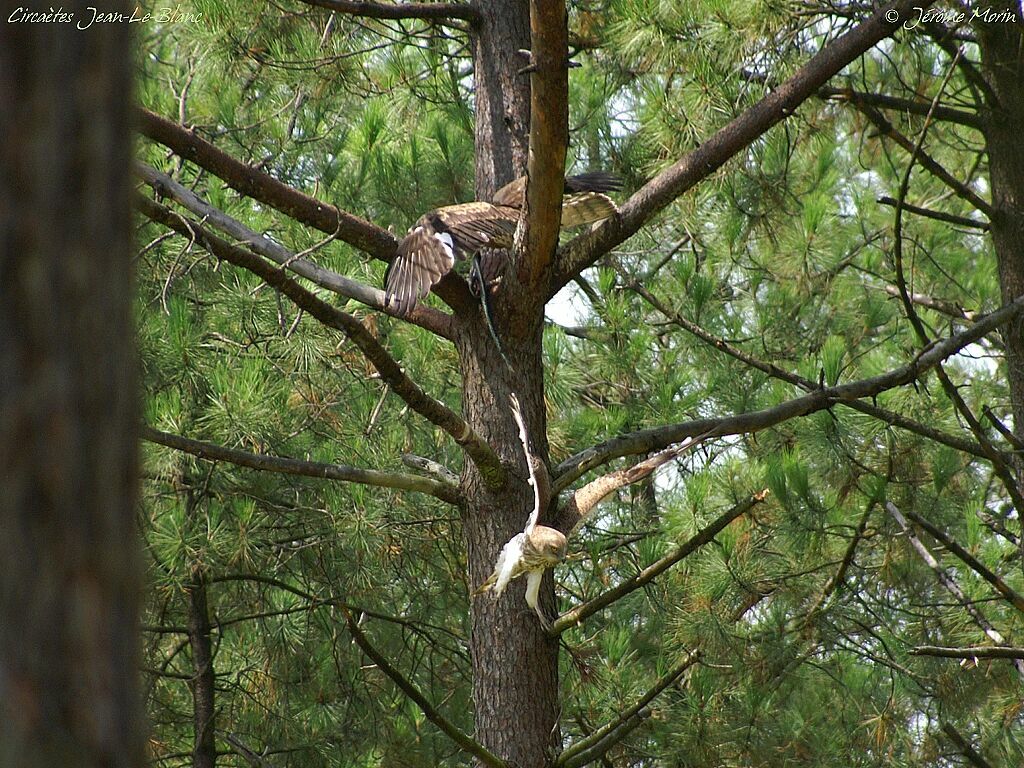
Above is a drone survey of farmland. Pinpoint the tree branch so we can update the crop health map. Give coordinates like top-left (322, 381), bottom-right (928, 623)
top-left (911, 645), bottom-right (1024, 660)
top-left (557, 651), bottom-right (701, 768)
top-left (342, 609), bottom-right (509, 768)
top-left (298, 0), bottom-right (479, 23)
top-left (553, 437), bottom-right (706, 527)
top-left (551, 0), bottom-right (938, 292)
top-left (854, 102), bottom-right (994, 217)
top-left (819, 85), bottom-right (982, 129)
top-left (520, 0), bottom-right (568, 282)
top-left (877, 195), bottom-right (989, 231)
top-left (884, 501), bottom-right (1024, 679)
top-left (550, 492), bottom-right (767, 636)
top-left (137, 109), bottom-right (396, 260)
top-left (885, 82), bottom-right (1024, 516)
top-left (941, 723), bottom-right (996, 768)
top-left (901, 508), bottom-right (1024, 614)
top-left (629, 281), bottom-right (995, 461)
top-left (137, 195), bottom-right (506, 487)
top-left (553, 294), bottom-right (1024, 487)
top-left (137, 162), bottom-right (453, 338)
top-left (142, 425), bottom-right (461, 504)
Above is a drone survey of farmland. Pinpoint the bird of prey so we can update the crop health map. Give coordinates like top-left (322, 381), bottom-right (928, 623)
top-left (384, 172), bottom-right (621, 316)
top-left (473, 393), bottom-right (567, 627)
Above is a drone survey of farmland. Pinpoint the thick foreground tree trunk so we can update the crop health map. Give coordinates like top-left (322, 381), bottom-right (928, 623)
top-left (0, 8), bottom-right (143, 768)
top-left (464, 2), bottom-right (561, 765)
top-left (978, 14), bottom-right (1024, 442)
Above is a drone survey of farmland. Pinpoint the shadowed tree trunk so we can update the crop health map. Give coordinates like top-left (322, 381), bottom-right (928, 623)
top-left (0, 6), bottom-right (144, 768)
top-left (186, 568), bottom-right (217, 768)
top-left (977, 14), bottom-right (1024, 445)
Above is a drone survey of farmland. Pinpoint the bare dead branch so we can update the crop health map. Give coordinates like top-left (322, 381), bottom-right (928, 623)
top-left (400, 453), bottom-right (460, 486)
top-left (298, 0), bottom-right (479, 23)
top-left (342, 609), bottom-right (509, 768)
top-left (551, 0), bottom-right (939, 292)
top-left (224, 734), bottom-right (279, 768)
top-left (555, 437), bottom-right (706, 529)
top-left (553, 294), bottom-right (1024, 487)
top-left (550, 492), bottom-right (767, 636)
top-left (912, 645), bottom-right (1024, 660)
top-left (142, 425), bottom-right (461, 504)
top-left (557, 650), bottom-right (701, 768)
top-left (137, 196), bottom-right (506, 487)
top-left (137, 162), bottom-right (454, 338)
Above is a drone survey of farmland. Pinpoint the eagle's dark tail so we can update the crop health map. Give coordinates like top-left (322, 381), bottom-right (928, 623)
top-left (563, 171), bottom-right (623, 194)
top-left (470, 255), bottom-right (513, 372)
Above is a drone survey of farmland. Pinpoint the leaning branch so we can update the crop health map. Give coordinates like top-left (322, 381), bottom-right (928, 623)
top-left (853, 103), bottom-right (994, 218)
top-left (557, 651), bottom-right (701, 768)
top-left (941, 723), bottom-right (996, 768)
top-left (550, 492), bottom-right (766, 636)
top-left (142, 425), bottom-right (461, 504)
top-left (138, 196), bottom-right (506, 487)
top-left (342, 610), bottom-right (508, 768)
top-left (137, 162), bottom-right (453, 338)
top-left (901, 508), bottom-right (1024, 614)
top-left (298, 0), bottom-right (479, 23)
top-left (137, 109), bottom-right (396, 261)
top-left (554, 294), bottom-right (1024, 487)
top-left (877, 195), bottom-right (989, 231)
top-left (885, 501), bottom-right (1024, 680)
top-left (553, 436), bottom-right (706, 527)
top-left (551, 0), bottom-right (938, 291)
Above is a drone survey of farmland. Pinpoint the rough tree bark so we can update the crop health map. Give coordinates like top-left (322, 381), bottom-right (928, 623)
top-left (0, 6), bottom-right (144, 768)
top-left (977, 13), bottom-right (1024, 444)
top-left (463, 1), bottom-right (561, 765)
top-left (185, 568), bottom-right (217, 768)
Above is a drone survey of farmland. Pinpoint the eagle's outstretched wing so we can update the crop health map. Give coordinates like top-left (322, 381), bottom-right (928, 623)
top-left (384, 203), bottom-right (516, 315)
top-left (386, 172), bottom-right (621, 315)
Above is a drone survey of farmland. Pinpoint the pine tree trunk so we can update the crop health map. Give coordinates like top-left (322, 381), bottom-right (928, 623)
top-left (186, 570), bottom-right (217, 768)
top-left (978, 16), bottom-right (1024, 443)
top-left (0, 8), bottom-right (143, 768)
top-left (464, 3), bottom-right (561, 764)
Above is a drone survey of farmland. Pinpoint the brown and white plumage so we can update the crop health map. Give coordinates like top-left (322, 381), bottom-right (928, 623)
top-left (473, 394), bottom-right (568, 626)
top-left (385, 172), bottom-right (621, 315)
top-left (492, 170), bottom-right (621, 229)
top-left (384, 203), bottom-right (517, 316)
